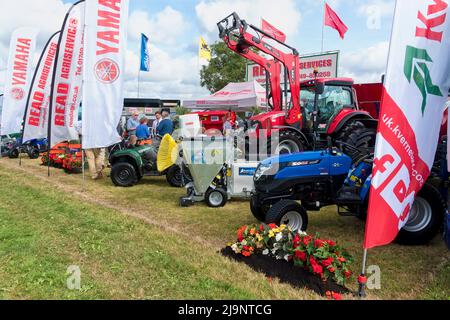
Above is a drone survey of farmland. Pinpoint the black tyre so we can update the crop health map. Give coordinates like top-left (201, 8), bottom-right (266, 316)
top-left (337, 121), bottom-right (377, 161)
top-left (250, 195), bottom-right (269, 222)
top-left (111, 162), bottom-right (138, 187)
top-left (8, 148), bottom-right (19, 159)
top-left (395, 183), bottom-right (446, 246)
top-left (273, 130), bottom-right (304, 155)
top-left (166, 165), bottom-right (191, 188)
top-left (27, 147), bottom-right (40, 159)
top-left (265, 200), bottom-right (308, 232)
top-left (205, 188), bottom-right (228, 208)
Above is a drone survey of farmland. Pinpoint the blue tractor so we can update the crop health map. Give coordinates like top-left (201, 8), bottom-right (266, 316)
top-left (7, 138), bottom-right (48, 159)
top-left (250, 145), bottom-right (447, 246)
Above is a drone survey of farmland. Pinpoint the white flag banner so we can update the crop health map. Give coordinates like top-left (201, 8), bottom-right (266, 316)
top-left (49, 1), bottom-right (85, 148)
top-left (23, 32), bottom-right (59, 142)
top-left (1, 28), bottom-right (38, 135)
top-left (364, 0), bottom-right (450, 249)
top-left (82, 0), bottom-right (129, 149)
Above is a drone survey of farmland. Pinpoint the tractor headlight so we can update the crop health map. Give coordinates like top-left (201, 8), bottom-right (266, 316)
top-left (254, 163), bottom-right (275, 182)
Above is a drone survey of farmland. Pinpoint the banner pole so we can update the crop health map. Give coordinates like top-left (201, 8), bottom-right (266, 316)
top-left (358, 249), bottom-right (369, 298)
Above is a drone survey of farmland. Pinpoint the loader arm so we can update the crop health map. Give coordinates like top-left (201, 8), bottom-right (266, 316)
top-left (218, 12), bottom-right (302, 126)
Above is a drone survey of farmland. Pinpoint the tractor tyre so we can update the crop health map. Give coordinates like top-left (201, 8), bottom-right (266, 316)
top-left (395, 183), bottom-right (446, 246)
top-left (8, 148), bottom-right (19, 159)
top-left (111, 162), bottom-right (138, 187)
top-left (265, 200), bottom-right (308, 232)
top-left (337, 121), bottom-right (377, 161)
top-left (205, 187), bottom-right (228, 208)
top-left (27, 147), bottom-right (40, 159)
top-left (250, 195), bottom-right (270, 222)
top-left (269, 130), bottom-right (304, 156)
top-left (166, 165), bottom-right (191, 188)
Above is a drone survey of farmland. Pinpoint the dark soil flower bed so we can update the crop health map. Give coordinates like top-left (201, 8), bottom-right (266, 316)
top-left (221, 247), bottom-right (350, 296)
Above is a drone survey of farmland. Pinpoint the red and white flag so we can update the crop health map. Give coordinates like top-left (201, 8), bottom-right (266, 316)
top-left (82, 0), bottom-right (130, 149)
top-left (23, 32), bottom-right (59, 142)
top-left (261, 19), bottom-right (286, 43)
top-left (365, 0), bottom-right (450, 249)
top-left (50, 1), bottom-right (85, 147)
top-left (324, 3), bottom-right (348, 39)
top-left (1, 28), bottom-right (38, 135)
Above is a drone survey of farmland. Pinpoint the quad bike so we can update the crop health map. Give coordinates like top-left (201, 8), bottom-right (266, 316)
top-left (218, 12), bottom-right (377, 155)
top-left (8, 138), bottom-right (48, 159)
top-left (109, 135), bottom-right (191, 188)
top-left (250, 143), bottom-right (447, 246)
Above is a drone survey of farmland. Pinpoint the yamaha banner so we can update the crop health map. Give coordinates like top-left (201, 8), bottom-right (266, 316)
top-left (364, 0), bottom-right (450, 249)
top-left (1, 28), bottom-right (38, 135)
top-left (23, 32), bottom-right (59, 143)
top-left (82, 0), bottom-right (130, 149)
top-left (49, 0), bottom-right (85, 148)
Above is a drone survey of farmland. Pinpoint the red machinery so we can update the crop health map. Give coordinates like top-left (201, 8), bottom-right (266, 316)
top-left (218, 12), bottom-right (377, 153)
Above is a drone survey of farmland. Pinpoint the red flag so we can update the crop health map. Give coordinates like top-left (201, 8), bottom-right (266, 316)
top-left (324, 3), bottom-right (348, 39)
top-left (261, 19), bottom-right (286, 43)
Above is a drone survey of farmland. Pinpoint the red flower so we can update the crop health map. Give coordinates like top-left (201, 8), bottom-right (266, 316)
top-left (326, 291), bottom-right (343, 300)
top-left (237, 226), bottom-right (247, 241)
top-left (242, 251), bottom-right (251, 257)
top-left (303, 236), bottom-right (312, 246)
top-left (344, 270), bottom-right (352, 278)
top-left (259, 224), bottom-right (265, 232)
top-left (310, 256), bottom-right (323, 275)
top-left (321, 257), bottom-right (333, 267)
top-left (294, 250), bottom-right (307, 262)
top-left (314, 239), bottom-right (324, 248)
top-left (328, 267), bottom-right (335, 273)
top-left (338, 257), bottom-right (346, 263)
top-left (326, 240), bottom-right (336, 247)
top-left (268, 223), bottom-right (277, 230)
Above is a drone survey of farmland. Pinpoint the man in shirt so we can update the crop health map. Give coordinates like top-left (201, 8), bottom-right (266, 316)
top-left (151, 111), bottom-right (162, 138)
top-left (126, 112), bottom-right (140, 136)
top-left (156, 109), bottom-right (174, 138)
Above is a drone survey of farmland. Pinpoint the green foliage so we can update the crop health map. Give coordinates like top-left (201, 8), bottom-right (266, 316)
top-left (175, 106), bottom-right (190, 116)
top-left (200, 41), bottom-right (247, 93)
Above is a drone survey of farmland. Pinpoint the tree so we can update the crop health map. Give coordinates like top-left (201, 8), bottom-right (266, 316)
top-left (200, 42), bottom-right (247, 93)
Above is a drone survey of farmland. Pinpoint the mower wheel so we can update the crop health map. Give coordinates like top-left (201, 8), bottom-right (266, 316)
top-left (27, 147), bottom-right (40, 159)
top-left (111, 162), bottom-right (138, 187)
top-left (166, 165), bottom-right (191, 188)
top-left (395, 183), bottom-right (446, 246)
top-left (205, 188), bottom-right (228, 208)
top-left (250, 195), bottom-right (269, 221)
top-left (265, 200), bottom-right (308, 232)
top-left (8, 148), bottom-right (19, 159)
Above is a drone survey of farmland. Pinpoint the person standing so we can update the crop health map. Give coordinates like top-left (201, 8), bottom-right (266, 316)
top-left (85, 148), bottom-right (106, 180)
top-left (126, 112), bottom-right (140, 136)
top-left (156, 109), bottom-right (174, 138)
top-left (151, 111), bottom-right (162, 138)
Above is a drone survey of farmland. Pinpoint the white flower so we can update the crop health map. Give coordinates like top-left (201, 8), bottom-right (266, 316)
top-left (241, 240), bottom-right (247, 246)
top-left (231, 244), bottom-right (239, 253)
top-left (275, 233), bottom-right (283, 242)
top-left (284, 254), bottom-right (291, 262)
top-left (262, 249), bottom-right (269, 256)
top-left (298, 231), bottom-right (308, 236)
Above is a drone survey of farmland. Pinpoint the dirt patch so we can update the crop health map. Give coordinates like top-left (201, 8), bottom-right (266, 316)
top-left (221, 247), bottom-right (350, 296)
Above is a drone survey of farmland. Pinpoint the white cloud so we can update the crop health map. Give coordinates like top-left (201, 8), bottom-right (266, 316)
top-left (340, 41), bottom-right (389, 83)
top-left (195, 0), bottom-right (302, 41)
top-left (128, 6), bottom-right (189, 45)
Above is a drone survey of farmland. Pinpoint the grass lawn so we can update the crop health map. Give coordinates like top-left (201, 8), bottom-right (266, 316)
top-left (0, 157), bottom-right (448, 300)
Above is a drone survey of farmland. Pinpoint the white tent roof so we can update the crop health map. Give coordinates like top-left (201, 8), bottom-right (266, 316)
top-left (183, 80), bottom-right (267, 110)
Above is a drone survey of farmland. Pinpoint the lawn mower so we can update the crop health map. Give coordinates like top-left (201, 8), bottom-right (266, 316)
top-left (250, 143), bottom-right (447, 246)
top-left (7, 138), bottom-right (48, 159)
top-left (179, 135), bottom-right (259, 208)
top-left (109, 135), bottom-right (191, 188)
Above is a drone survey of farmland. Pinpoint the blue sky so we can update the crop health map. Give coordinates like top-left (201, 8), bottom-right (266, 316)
top-left (1, 0), bottom-right (396, 99)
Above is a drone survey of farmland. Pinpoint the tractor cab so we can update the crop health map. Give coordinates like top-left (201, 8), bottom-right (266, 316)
top-left (300, 78), bottom-right (356, 134)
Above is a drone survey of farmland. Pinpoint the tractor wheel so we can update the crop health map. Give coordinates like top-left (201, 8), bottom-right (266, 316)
top-left (111, 162), bottom-right (138, 187)
top-left (8, 148), bottom-right (19, 159)
top-left (27, 147), bottom-right (40, 159)
top-left (395, 183), bottom-right (446, 246)
top-left (166, 165), bottom-right (191, 188)
top-left (337, 121), bottom-right (377, 161)
top-left (250, 195), bottom-right (270, 222)
top-left (269, 130), bottom-right (304, 156)
top-left (205, 187), bottom-right (228, 208)
top-left (265, 200), bottom-right (308, 232)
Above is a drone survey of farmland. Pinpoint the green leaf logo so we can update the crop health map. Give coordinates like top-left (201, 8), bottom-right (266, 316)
top-left (404, 45), bottom-right (443, 115)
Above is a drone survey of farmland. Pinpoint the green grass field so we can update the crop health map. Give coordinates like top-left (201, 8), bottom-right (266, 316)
top-left (0, 157), bottom-right (448, 300)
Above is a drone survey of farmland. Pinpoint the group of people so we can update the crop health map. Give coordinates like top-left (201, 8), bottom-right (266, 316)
top-left (125, 109), bottom-right (174, 141)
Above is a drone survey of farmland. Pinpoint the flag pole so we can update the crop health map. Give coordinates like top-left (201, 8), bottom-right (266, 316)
top-left (322, 0), bottom-right (326, 53)
top-left (358, 249), bottom-right (369, 298)
top-left (137, 69), bottom-right (141, 98)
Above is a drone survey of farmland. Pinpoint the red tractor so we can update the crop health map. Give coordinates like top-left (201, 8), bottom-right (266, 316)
top-left (218, 13), bottom-right (378, 154)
